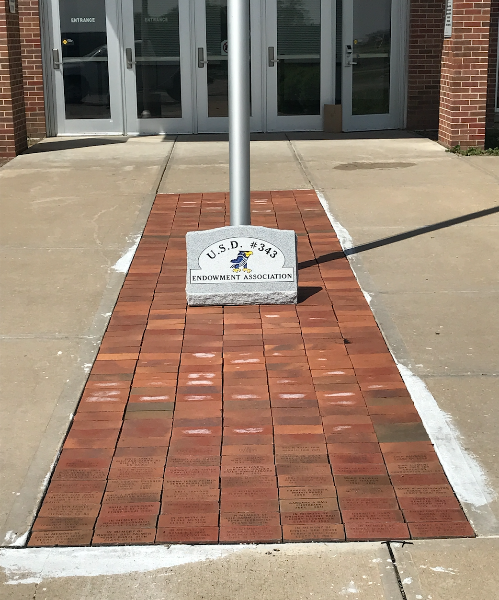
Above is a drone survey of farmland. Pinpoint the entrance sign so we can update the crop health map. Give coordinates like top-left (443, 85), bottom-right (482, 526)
top-left (444, 0), bottom-right (454, 38)
top-left (186, 226), bottom-right (298, 306)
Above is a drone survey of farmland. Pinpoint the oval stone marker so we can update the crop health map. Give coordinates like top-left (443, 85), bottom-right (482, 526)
top-left (186, 226), bottom-right (297, 306)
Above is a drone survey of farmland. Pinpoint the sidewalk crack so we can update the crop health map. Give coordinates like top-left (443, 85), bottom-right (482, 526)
top-left (382, 541), bottom-right (412, 600)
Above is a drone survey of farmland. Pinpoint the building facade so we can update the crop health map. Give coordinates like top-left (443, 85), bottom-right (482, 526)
top-left (1, 0), bottom-right (498, 157)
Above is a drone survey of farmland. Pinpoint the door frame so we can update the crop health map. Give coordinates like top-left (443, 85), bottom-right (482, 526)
top-left (121, 0), bottom-right (196, 135)
top-left (47, 0), bottom-right (126, 135)
top-left (265, 0), bottom-right (335, 132)
top-left (341, 0), bottom-right (408, 132)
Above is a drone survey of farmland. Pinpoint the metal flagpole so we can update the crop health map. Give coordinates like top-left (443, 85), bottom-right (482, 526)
top-left (228, 0), bottom-right (251, 226)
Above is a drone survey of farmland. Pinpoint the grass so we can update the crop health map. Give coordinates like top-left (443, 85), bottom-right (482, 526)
top-left (448, 129), bottom-right (499, 156)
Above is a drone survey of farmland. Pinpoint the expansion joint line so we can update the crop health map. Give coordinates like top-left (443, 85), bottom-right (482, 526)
top-left (382, 540), bottom-right (413, 600)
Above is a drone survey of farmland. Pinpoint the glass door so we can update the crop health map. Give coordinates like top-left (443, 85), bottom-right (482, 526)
top-left (342, 0), bottom-right (405, 131)
top-left (194, 0), bottom-right (263, 133)
top-left (122, 0), bottom-right (194, 135)
top-left (265, 0), bottom-right (334, 132)
top-left (50, 0), bottom-right (124, 134)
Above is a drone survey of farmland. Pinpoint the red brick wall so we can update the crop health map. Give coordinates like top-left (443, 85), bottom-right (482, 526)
top-left (19, 0), bottom-right (45, 138)
top-left (486, 0), bottom-right (498, 126)
top-left (438, 0), bottom-right (492, 149)
top-left (0, 0), bottom-right (28, 158)
top-left (407, 0), bottom-right (446, 131)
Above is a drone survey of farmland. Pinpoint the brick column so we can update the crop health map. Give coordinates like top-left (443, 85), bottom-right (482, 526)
top-left (438, 0), bottom-right (493, 149)
top-left (486, 0), bottom-right (498, 126)
top-left (19, 0), bottom-right (46, 138)
top-left (0, 0), bottom-right (28, 158)
top-left (406, 0), bottom-right (446, 132)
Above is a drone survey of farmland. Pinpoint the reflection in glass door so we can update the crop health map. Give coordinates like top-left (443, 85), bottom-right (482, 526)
top-left (266, 0), bottom-right (333, 131)
top-left (342, 0), bottom-right (406, 131)
top-left (195, 0), bottom-right (263, 133)
top-left (51, 0), bottom-right (124, 134)
top-left (122, 0), bottom-right (194, 134)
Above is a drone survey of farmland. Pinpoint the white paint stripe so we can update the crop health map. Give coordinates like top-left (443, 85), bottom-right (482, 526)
top-left (315, 191), bottom-right (353, 250)
top-left (0, 545), bottom-right (250, 584)
top-left (112, 235), bottom-right (141, 273)
top-left (316, 190), bottom-right (372, 305)
top-left (397, 363), bottom-right (495, 508)
top-left (315, 188), bottom-right (496, 515)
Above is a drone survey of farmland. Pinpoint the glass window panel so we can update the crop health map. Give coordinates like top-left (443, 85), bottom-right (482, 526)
top-left (206, 0), bottom-right (228, 118)
top-left (352, 0), bottom-right (391, 116)
top-left (277, 0), bottom-right (321, 116)
top-left (133, 0), bottom-right (181, 119)
top-left (59, 0), bottom-right (110, 119)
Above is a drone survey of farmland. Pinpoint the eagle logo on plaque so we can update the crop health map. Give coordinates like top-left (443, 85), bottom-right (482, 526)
top-left (230, 250), bottom-right (253, 273)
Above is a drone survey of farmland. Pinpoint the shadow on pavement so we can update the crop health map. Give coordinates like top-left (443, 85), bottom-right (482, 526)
top-left (23, 137), bottom-right (129, 153)
top-left (299, 204), bottom-right (499, 269)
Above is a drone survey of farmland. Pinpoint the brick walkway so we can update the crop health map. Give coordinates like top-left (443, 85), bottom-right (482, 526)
top-left (28, 190), bottom-right (474, 546)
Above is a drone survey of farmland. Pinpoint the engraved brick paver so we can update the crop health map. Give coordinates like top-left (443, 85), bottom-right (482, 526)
top-left (28, 191), bottom-right (474, 546)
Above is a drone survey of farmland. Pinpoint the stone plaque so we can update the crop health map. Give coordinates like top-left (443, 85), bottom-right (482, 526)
top-left (28, 530), bottom-right (93, 547)
top-left (341, 509), bottom-right (404, 522)
top-left (186, 226), bottom-right (298, 306)
top-left (403, 509), bottom-right (467, 522)
top-left (345, 522), bottom-right (410, 541)
top-left (106, 479), bottom-right (163, 492)
top-left (408, 521), bottom-right (475, 539)
top-left (103, 491), bottom-right (161, 503)
top-left (99, 502), bottom-right (159, 516)
top-left (398, 496), bottom-right (460, 510)
top-left (163, 478), bottom-right (219, 489)
top-left (281, 511), bottom-right (341, 525)
top-left (221, 475), bottom-right (276, 488)
top-left (156, 526), bottom-right (219, 543)
top-left (219, 525), bottom-right (282, 543)
top-left (161, 501), bottom-right (220, 514)
top-left (395, 485), bottom-right (454, 497)
top-left (52, 468), bottom-right (110, 480)
top-left (221, 499), bottom-right (279, 512)
top-left (93, 529), bottom-right (156, 545)
top-left (220, 512), bottom-right (280, 527)
top-left (337, 486), bottom-right (395, 498)
top-left (278, 475), bottom-right (334, 487)
top-left (221, 487), bottom-right (278, 500)
top-left (44, 492), bottom-right (103, 504)
top-left (95, 516), bottom-right (158, 530)
top-left (282, 524), bottom-right (345, 542)
top-left (38, 504), bottom-right (100, 518)
top-left (339, 497), bottom-right (399, 511)
top-left (112, 456), bottom-right (165, 468)
top-left (166, 492), bottom-right (221, 506)
top-left (279, 487), bottom-right (337, 500)
top-left (108, 466), bottom-right (165, 479)
top-left (280, 499), bottom-right (338, 512)
top-left (33, 517), bottom-right (96, 531)
top-left (276, 454), bottom-right (329, 464)
top-left (158, 514), bottom-right (219, 527)
top-left (221, 465), bottom-right (275, 476)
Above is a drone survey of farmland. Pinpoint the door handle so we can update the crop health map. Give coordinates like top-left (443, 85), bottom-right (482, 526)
top-left (198, 48), bottom-right (208, 68)
top-left (52, 48), bottom-right (61, 70)
top-left (125, 47), bottom-right (134, 69)
top-left (345, 44), bottom-right (357, 66)
top-left (268, 46), bottom-right (279, 67)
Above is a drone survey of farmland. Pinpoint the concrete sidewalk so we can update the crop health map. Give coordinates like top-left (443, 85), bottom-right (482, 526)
top-left (1, 133), bottom-right (498, 599)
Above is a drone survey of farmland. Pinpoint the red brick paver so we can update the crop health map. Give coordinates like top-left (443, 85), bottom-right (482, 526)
top-left (29, 191), bottom-right (474, 546)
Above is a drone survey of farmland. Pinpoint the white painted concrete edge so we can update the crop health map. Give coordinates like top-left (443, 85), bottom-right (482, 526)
top-left (112, 235), bottom-right (141, 273)
top-left (315, 190), bottom-right (498, 534)
top-left (0, 545), bottom-right (249, 585)
top-left (0, 543), bottom-right (387, 585)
